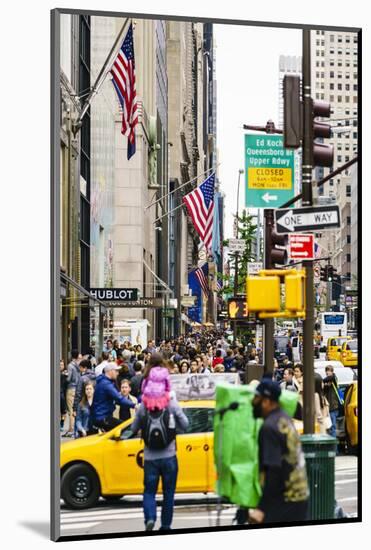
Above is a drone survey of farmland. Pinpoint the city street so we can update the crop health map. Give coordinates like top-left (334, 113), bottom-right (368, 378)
top-left (60, 456), bottom-right (358, 536)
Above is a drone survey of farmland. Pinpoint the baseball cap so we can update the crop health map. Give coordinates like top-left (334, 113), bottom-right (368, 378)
top-left (254, 378), bottom-right (281, 402)
top-left (103, 362), bottom-right (121, 373)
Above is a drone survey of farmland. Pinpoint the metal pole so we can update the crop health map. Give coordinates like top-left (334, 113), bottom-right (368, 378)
top-left (302, 29), bottom-right (315, 434)
top-left (256, 209), bottom-right (261, 261)
top-left (77, 18), bottom-right (131, 124)
top-left (263, 209), bottom-right (274, 376)
top-left (233, 170), bottom-right (243, 342)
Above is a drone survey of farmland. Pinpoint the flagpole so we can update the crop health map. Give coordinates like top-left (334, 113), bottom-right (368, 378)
top-left (76, 17), bottom-right (131, 125)
top-left (153, 202), bottom-right (185, 224)
top-left (145, 165), bottom-right (219, 210)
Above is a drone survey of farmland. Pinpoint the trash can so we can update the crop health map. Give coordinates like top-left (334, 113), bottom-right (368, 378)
top-left (300, 434), bottom-right (337, 520)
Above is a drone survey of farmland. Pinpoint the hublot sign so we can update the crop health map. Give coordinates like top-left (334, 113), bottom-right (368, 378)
top-left (90, 288), bottom-right (138, 301)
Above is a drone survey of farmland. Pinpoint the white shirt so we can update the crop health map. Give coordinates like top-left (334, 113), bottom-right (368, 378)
top-left (95, 360), bottom-right (109, 376)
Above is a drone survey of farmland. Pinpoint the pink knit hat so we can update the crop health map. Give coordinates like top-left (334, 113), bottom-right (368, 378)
top-left (142, 366), bottom-right (171, 411)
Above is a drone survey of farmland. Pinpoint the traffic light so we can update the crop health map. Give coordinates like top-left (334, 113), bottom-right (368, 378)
top-left (312, 100), bottom-right (334, 167)
top-left (320, 266), bottom-right (327, 282)
top-left (327, 265), bottom-right (334, 282)
top-left (283, 74), bottom-right (301, 148)
top-left (247, 275), bottom-right (281, 312)
top-left (270, 230), bottom-right (288, 267)
top-left (285, 271), bottom-right (305, 313)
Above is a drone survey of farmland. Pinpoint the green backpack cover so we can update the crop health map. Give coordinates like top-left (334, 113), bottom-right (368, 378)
top-left (213, 383), bottom-right (299, 508)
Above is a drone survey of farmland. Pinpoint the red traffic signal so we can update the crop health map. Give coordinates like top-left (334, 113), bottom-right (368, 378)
top-left (313, 100), bottom-right (334, 167)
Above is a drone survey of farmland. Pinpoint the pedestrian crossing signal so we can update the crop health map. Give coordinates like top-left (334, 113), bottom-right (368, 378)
top-left (228, 298), bottom-right (248, 319)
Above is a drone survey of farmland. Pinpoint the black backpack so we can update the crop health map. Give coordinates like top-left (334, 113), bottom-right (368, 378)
top-left (142, 408), bottom-right (176, 450)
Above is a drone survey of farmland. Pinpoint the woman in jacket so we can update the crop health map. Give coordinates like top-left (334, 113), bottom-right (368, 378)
top-left (75, 382), bottom-right (95, 438)
top-left (314, 373), bottom-right (332, 434)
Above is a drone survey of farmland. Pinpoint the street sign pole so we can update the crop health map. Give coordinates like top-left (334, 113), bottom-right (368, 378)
top-left (302, 29), bottom-right (315, 435)
top-left (263, 209), bottom-right (274, 376)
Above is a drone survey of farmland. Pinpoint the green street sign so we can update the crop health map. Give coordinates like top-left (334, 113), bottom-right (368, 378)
top-left (245, 134), bottom-right (295, 208)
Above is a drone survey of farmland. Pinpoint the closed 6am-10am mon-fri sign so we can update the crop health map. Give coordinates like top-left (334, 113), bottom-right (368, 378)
top-left (245, 134), bottom-right (295, 208)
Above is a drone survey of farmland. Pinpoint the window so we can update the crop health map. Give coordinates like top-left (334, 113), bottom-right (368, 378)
top-left (345, 84), bottom-right (350, 91)
top-left (353, 36), bottom-right (358, 43)
top-left (338, 61), bottom-right (342, 67)
top-left (353, 73), bottom-right (357, 79)
top-left (353, 132), bottom-right (357, 139)
top-left (338, 49), bottom-right (342, 55)
top-left (353, 96), bottom-right (357, 103)
top-left (338, 96), bottom-right (342, 102)
top-left (330, 94), bottom-right (334, 102)
top-left (316, 40), bottom-right (320, 46)
top-left (353, 84), bottom-right (357, 91)
top-left (330, 34), bottom-right (334, 42)
top-left (337, 155), bottom-right (342, 162)
top-left (316, 61), bottom-right (320, 67)
top-left (353, 120), bottom-right (357, 126)
top-left (330, 71), bottom-right (334, 78)
top-left (184, 408), bottom-right (214, 433)
top-left (316, 93), bottom-right (320, 99)
top-left (346, 48), bottom-right (350, 55)
top-left (330, 48), bottom-right (335, 54)
top-left (321, 82), bottom-right (325, 89)
top-left (345, 96), bottom-right (350, 103)
top-left (338, 72), bottom-right (343, 79)
top-left (321, 72), bottom-right (325, 78)
top-left (346, 185), bottom-right (351, 197)
top-left (316, 71), bottom-right (320, 78)
top-left (321, 61), bottom-right (325, 67)
top-left (330, 60), bottom-right (335, 67)
top-left (346, 36), bottom-right (350, 43)
top-left (338, 83), bottom-right (342, 90)
top-left (330, 83), bottom-right (334, 90)
top-left (345, 61), bottom-right (350, 67)
top-left (347, 216), bottom-right (351, 225)
top-left (347, 235), bottom-right (351, 244)
top-left (338, 36), bottom-right (343, 43)
top-left (345, 109), bottom-right (350, 115)
top-left (329, 179), bottom-right (334, 186)
top-left (346, 254), bottom-right (351, 263)
top-left (316, 50), bottom-right (320, 56)
top-left (337, 144), bottom-right (342, 151)
top-left (345, 156), bottom-right (350, 162)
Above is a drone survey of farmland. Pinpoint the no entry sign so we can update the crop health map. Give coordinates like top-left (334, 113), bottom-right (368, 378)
top-left (288, 234), bottom-right (315, 260)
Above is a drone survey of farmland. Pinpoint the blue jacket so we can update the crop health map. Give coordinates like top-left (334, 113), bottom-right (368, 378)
top-left (91, 375), bottom-right (135, 421)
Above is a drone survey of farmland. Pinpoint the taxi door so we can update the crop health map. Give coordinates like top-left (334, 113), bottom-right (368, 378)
top-left (101, 422), bottom-right (144, 495)
top-left (176, 406), bottom-right (215, 493)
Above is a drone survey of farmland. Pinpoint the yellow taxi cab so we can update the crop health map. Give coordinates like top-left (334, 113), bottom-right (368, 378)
top-left (326, 336), bottom-right (350, 362)
top-left (340, 339), bottom-right (358, 367)
top-left (61, 399), bottom-right (311, 509)
top-left (344, 381), bottom-right (358, 451)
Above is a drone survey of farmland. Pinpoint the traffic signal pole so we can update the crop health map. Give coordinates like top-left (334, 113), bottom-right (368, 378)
top-left (263, 209), bottom-right (274, 376)
top-left (302, 29), bottom-right (315, 434)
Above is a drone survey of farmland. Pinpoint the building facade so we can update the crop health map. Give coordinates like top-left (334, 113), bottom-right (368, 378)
top-left (310, 30), bottom-right (358, 284)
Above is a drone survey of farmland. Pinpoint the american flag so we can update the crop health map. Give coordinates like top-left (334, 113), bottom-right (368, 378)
top-left (195, 263), bottom-right (209, 297)
top-left (110, 24), bottom-right (139, 160)
top-left (314, 241), bottom-right (321, 259)
top-left (216, 277), bottom-right (223, 292)
top-left (182, 173), bottom-right (215, 251)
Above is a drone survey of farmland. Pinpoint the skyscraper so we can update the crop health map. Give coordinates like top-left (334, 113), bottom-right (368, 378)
top-left (310, 30), bottom-right (358, 282)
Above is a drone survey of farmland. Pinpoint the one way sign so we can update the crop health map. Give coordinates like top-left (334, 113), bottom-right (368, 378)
top-left (274, 205), bottom-right (341, 234)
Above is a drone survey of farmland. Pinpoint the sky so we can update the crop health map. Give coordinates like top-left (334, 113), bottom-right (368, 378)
top-left (214, 24), bottom-right (301, 237)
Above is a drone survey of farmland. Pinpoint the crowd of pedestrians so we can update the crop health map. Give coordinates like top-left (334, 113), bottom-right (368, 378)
top-left (60, 332), bottom-right (261, 438)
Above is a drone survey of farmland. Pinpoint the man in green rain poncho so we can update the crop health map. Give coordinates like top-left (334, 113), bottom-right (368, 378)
top-left (249, 378), bottom-right (309, 524)
top-left (214, 378), bottom-right (308, 525)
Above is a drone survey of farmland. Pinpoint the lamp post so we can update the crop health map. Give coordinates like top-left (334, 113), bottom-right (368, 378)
top-left (233, 169), bottom-right (244, 342)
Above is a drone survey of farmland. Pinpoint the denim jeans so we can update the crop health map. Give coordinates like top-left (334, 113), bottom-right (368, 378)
top-left (143, 455), bottom-right (178, 529)
top-left (329, 410), bottom-right (339, 439)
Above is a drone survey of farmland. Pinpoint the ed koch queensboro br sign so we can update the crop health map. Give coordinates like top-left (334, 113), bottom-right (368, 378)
top-left (90, 288), bottom-right (138, 301)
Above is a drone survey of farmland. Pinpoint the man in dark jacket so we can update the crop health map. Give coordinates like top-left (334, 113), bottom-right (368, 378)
top-left (249, 378), bottom-right (309, 524)
top-left (323, 365), bottom-right (341, 439)
top-left (130, 361), bottom-right (144, 398)
top-left (91, 363), bottom-right (136, 432)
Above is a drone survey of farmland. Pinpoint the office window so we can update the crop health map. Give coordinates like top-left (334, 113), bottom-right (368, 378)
top-left (330, 34), bottom-right (334, 42)
top-left (345, 156), bottom-right (349, 162)
top-left (345, 144), bottom-right (350, 150)
top-left (338, 61), bottom-right (342, 67)
top-left (338, 72), bottom-right (343, 79)
top-left (346, 48), bottom-right (350, 55)
top-left (316, 61), bottom-right (320, 67)
top-left (346, 36), bottom-right (350, 43)
top-left (347, 216), bottom-right (351, 225)
top-left (337, 144), bottom-right (342, 151)
top-left (338, 49), bottom-right (342, 55)
top-left (347, 235), bottom-right (351, 244)
top-left (321, 72), bottom-right (324, 78)
top-left (321, 61), bottom-right (325, 67)
top-left (346, 185), bottom-right (351, 196)
top-left (353, 96), bottom-right (357, 103)
top-left (337, 155), bottom-right (342, 162)
top-left (337, 96), bottom-right (342, 102)
top-left (330, 83), bottom-right (334, 90)
top-left (353, 132), bottom-right (357, 139)
top-left (321, 82), bottom-right (325, 89)
top-left (345, 109), bottom-right (350, 115)
top-left (338, 83), bottom-right (342, 90)
top-left (316, 49), bottom-right (320, 56)
top-left (353, 35), bottom-right (357, 43)
top-left (345, 84), bottom-right (350, 91)
top-left (330, 71), bottom-right (334, 78)
top-left (330, 48), bottom-right (335, 54)
top-left (330, 60), bottom-right (335, 67)
top-left (321, 51), bottom-right (325, 56)
top-left (316, 93), bottom-right (320, 99)
top-left (330, 95), bottom-right (334, 102)
top-left (316, 71), bottom-right (320, 78)
top-left (329, 179), bottom-right (334, 186)
top-left (353, 73), bottom-right (357, 79)
top-left (346, 254), bottom-right (351, 263)
top-left (316, 39), bottom-right (320, 45)
top-left (353, 84), bottom-right (357, 91)
top-left (338, 36), bottom-right (343, 43)
top-left (345, 96), bottom-right (350, 103)
top-left (321, 40), bottom-right (325, 46)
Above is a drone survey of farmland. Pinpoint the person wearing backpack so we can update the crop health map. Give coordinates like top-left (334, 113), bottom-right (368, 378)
top-left (130, 353), bottom-right (189, 532)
